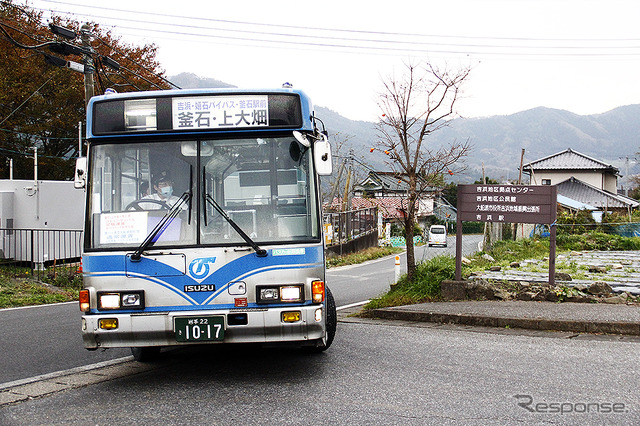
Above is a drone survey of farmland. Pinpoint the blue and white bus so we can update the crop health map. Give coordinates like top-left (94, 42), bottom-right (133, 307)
top-left (75, 87), bottom-right (335, 361)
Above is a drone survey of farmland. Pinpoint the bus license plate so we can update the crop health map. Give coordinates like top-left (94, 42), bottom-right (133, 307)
top-left (174, 316), bottom-right (225, 342)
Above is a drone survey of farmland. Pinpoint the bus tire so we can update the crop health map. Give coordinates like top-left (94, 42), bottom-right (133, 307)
top-left (304, 286), bottom-right (336, 353)
top-left (131, 346), bottom-right (161, 362)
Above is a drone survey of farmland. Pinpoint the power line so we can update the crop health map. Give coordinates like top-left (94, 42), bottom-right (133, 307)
top-left (35, 17), bottom-right (640, 59)
top-left (94, 36), bottom-right (179, 89)
top-left (30, 1), bottom-right (640, 59)
top-left (0, 75), bottom-right (55, 127)
top-left (36, 0), bottom-right (640, 43)
top-left (0, 127), bottom-right (81, 140)
top-left (1, 3), bottom-right (177, 91)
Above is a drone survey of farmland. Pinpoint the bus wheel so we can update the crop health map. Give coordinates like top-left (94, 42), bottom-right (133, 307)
top-left (304, 286), bottom-right (336, 353)
top-left (131, 346), bottom-right (161, 362)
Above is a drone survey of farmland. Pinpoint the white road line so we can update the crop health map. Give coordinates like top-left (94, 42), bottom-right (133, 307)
top-left (337, 300), bottom-right (369, 311)
top-left (0, 356), bottom-right (133, 391)
top-left (327, 251), bottom-right (405, 271)
top-left (0, 301), bottom-right (76, 312)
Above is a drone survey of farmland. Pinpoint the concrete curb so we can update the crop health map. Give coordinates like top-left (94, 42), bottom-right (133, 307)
top-left (369, 308), bottom-right (640, 336)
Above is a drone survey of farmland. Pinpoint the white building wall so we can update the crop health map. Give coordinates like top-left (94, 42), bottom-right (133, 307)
top-left (0, 180), bottom-right (84, 230)
top-left (0, 180), bottom-right (85, 263)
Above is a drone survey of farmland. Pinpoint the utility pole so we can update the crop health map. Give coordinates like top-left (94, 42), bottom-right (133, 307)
top-left (514, 148), bottom-right (525, 240)
top-left (80, 24), bottom-right (95, 107)
top-left (342, 167), bottom-right (351, 212)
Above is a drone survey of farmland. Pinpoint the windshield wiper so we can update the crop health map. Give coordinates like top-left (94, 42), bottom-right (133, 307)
top-left (130, 167), bottom-right (193, 261)
top-left (202, 168), bottom-right (267, 257)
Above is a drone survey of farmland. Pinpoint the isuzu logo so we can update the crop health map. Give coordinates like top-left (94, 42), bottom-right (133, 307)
top-left (184, 284), bottom-right (216, 292)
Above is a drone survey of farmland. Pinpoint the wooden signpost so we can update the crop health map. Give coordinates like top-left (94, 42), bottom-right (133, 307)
top-left (455, 184), bottom-right (558, 285)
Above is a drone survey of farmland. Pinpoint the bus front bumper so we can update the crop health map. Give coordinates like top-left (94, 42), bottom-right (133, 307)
top-left (82, 306), bottom-right (326, 349)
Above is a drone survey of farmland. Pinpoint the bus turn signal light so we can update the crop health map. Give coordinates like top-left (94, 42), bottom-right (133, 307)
top-left (312, 280), bottom-right (325, 303)
top-left (79, 289), bottom-right (90, 312)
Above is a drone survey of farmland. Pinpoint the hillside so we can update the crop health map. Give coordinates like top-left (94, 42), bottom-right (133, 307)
top-left (169, 73), bottom-right (640, 185)
top-left (318, 105), bottom-right (640, 185)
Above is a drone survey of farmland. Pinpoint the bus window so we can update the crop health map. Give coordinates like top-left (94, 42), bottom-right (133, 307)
top-left (201, 137), bottom-right (318, 244)
top-left (88, 141), bottom-right (196, 249)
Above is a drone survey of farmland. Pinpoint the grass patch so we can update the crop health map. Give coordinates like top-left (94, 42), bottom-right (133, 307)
top-left (364, 255), bottom-right (455, 309)
top-left (0, 266), bottom-right (82, 309)
top-left (326, 246), bottom-right (403, 268)
top-left (362, 232), bottom-right (640, 311)
top-left (557, 231), bottom-right (640, 251)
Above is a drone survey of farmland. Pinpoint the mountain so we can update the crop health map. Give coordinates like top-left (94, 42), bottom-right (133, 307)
top-left (170, 72), bottom-right (236, 89)
top-left (168, 73), bottom-right (640, 184)
top-left (432, 106), bottom-right (640, 182)
top-left (318, 105), bottom-right (640, 185)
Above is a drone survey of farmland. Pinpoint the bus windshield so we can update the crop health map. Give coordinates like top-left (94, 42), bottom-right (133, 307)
top-left (87, 135), bottom-right (319, 250)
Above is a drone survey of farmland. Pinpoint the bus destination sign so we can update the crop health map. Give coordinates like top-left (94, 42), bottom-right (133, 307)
top-left (172, 95), bottom-right (269, 130)
top-left (457, 184), bottom-right (557, 224)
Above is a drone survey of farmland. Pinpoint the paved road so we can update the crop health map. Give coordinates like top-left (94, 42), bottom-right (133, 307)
top-left (2, 318), bottom-right (638, 424)
top-left (0, 234), bottom-right (480, 386)
top-left (0, 304), bottom-right (130, 385)
top-left (328, 234), bottom-right (482, 306)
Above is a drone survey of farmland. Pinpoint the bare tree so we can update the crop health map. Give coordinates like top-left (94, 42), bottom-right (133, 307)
top-left (323, 132), bottom-right (368, 211)
top-left (376, 62), bottom-right (472, 281)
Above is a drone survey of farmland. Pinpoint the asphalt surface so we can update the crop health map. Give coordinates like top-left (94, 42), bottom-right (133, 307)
top-left (3, 239), bottom-right (640, 411)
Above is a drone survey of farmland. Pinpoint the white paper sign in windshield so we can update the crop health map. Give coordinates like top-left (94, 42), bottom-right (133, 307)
top-left (172, 96), bottom-right (269, 130)
top-left (100, 212), bottom-right (148, 244)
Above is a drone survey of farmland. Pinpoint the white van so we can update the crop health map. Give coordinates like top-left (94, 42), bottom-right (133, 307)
top-left (427, 225), bottom-right (447, 247)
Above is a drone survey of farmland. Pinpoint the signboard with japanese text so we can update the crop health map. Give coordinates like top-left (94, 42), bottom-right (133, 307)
top-left (172, 95), bottom-right (269, 130)
top-left (100, 212), bottom-right (148, 244)
top-left (457, 184), bottom-right (557, 224)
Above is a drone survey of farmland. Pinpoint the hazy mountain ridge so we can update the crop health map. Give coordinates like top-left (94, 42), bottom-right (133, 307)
top-left (319, 105), bottom-right (640, 182)
top-left (169, 73), bottom-right (640, 182)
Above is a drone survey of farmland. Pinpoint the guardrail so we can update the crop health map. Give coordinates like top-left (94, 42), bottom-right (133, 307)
top-left (0, 228), bottom-right (83, 275)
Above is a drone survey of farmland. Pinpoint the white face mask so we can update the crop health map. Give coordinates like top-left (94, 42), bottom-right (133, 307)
top-left (160, 185), bottom-right (173, 197)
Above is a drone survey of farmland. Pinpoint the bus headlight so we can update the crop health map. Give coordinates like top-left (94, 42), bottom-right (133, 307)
top-left (280, 286), bottom-right (302, 302)
top-left (259, 288), bottom-right (279, 301)
top-left (122, 293), bottom-right (142, 307)
top-left (99, 293), bottom-right (121, 309)
top-left (98, 291), bottom-right (144, 310)
top-left (257, 285), bottom-right (303, 303)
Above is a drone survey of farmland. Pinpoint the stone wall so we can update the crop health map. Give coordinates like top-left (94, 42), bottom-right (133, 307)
top-left (441, 278), bottom-right (638, 305)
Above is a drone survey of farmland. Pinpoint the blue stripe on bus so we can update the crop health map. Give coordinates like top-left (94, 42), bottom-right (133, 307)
top-left (83, 247), bottom-right (323, 306)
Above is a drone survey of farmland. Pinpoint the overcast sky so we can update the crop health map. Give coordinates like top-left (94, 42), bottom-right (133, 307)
top-left (28, 0), bottom-right (640, 122)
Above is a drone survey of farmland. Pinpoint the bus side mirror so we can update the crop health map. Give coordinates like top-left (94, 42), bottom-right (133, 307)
top-left (75, 157), bottom-right (87, 189)
top-left (314, 134), bottom-right (332, 176)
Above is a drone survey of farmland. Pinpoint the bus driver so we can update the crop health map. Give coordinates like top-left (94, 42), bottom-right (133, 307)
top-left (140, 175), bottom-right (182, 210)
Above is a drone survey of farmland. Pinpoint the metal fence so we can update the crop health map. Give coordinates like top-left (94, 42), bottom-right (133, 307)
top-left (323, 207), bottom-right (378, 246)
top-left (0, 228), bottom-right (83, 274)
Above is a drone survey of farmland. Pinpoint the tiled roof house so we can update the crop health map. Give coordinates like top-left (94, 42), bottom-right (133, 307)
top-left (522, 148), bottom-right (638, 212)
top-left (350, 171), bottom-right (436, 221)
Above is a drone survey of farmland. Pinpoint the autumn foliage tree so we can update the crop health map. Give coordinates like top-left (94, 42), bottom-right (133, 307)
top-left (0, 1), bottom-right (171, 180)
top-left (376, 62), bottom-right (471, 282)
